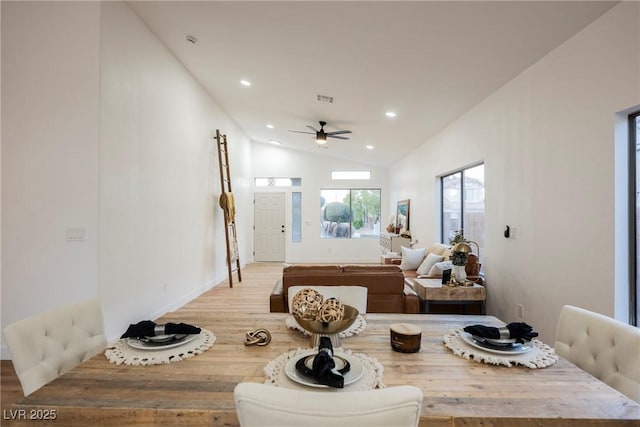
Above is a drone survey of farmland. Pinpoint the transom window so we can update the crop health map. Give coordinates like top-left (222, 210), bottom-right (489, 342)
top-left (254, 177), bottom-right (301, 187)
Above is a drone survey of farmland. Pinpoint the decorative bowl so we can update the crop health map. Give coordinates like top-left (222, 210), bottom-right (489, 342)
top-left (293, 305), bottom-right (359, 347)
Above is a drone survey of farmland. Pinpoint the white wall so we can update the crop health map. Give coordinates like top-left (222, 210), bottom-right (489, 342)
top-left (99, 2), bottom-right (252, 340)
top-left (1, 2), bottom-right (101, 357)
top-left (251, 143), bottom-right (389, 263)
top-left (1, 1), bottom-right (253, 357)
top-left (391, 2), bottom-right (640, 343)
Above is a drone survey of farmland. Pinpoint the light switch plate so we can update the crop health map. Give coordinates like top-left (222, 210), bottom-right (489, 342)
top-left (66, 228), bottom-right (86, 241)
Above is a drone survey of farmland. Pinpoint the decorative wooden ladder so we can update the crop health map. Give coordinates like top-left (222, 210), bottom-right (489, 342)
top-left (215, 129), bottom-right (241, 288)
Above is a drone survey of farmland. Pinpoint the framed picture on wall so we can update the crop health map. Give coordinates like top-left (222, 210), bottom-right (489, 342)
top-left (396, 199), bottom-right (410, 233)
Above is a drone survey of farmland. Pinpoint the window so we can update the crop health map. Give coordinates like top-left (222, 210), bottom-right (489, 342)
top-left (320, 189), bottom-right (381, 239)
top-left (631, 112), bottom-right (639, 325)
top-left (331, 171), bottom-right (371, 180)
top-left (254, 177), bottom-right (301, 187)
top-left (441, 164), bottom-right (485, 258)
top-left (292, 192), bottom-right (302, 243)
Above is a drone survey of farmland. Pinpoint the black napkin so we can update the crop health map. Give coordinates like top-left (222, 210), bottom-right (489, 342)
top-left (120, 320), bottom-right (201, 339)
top-left (165, 322), bottom-right (201, 335)
top-left (295, 337), bottom-right (348, 388)
top-left (463, 322), bottom-right (538, 343)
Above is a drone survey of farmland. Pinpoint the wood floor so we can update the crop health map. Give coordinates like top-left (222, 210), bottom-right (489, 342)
top-left (0, 262), bottom-right (283, 411)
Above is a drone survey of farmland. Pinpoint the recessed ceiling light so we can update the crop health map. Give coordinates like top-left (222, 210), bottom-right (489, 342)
top-left (266, 124), bottom-right (274, 129)
top-left (269, 140), bottom-right (281, 145)
top-left (240, 80), bottom-right (251, 87)
top-left (385, 111), bottom-right (397, 118)
top-left (366, 145), bottom-right (374, 150)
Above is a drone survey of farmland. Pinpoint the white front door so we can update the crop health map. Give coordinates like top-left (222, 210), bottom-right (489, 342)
top-left (254, 192), bottom-right (286, 261)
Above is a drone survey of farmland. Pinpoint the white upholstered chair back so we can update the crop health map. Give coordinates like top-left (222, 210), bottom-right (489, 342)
top-left (554, 305), bottom-right (640, 403)
top-left (288, 285), bottom-right (368, 314)
top-left (3, 298), bottom-right (107, 396)
top-left (234, 382), bottom-right (422, 427)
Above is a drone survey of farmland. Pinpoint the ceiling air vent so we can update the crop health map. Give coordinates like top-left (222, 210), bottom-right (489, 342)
top-left (317, 94), bottom-right (334, 104)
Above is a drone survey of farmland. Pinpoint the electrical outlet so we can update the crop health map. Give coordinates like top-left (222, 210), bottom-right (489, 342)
top-left (517, 304), bottom-right (525, 319)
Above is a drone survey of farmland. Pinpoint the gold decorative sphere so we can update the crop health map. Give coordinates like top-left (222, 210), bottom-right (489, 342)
top-left (291, 288), bottom-right (324, 320)
top-left (316, 298), bottom-right (345, 323)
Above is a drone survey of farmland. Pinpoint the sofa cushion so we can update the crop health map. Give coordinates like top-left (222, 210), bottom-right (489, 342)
top-left (428, 261), bottom-right (454, 276)
top-left (416, 253), bottom-right (444, 276)
top-left (399, 246), bottom-right (426, 270)
top-left (426, 243), bottom-right (451, 259)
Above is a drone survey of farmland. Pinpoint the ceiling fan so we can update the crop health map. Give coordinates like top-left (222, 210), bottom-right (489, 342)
top-left (289, 121), bottom-right (352, 144)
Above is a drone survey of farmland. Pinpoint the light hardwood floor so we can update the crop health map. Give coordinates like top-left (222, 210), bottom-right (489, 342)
top-left (0, 262), bottom-right (283, 410)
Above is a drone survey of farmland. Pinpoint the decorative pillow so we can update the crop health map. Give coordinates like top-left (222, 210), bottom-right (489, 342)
top-left (399, 246), bottom-right (427, 270)
top-left (416, 253), bottom-right (444, 276)
top-left (428, 261), bottom-right (454, 276)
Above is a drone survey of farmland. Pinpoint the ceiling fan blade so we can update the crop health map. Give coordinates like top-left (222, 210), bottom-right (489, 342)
top-left (328, 135), bottom-right (350, 140)
top-left (288, 130), bottom-right (315, 135)
top-left (326, 130), bottom-right (352, 135)
top-left (306, 125), bottom-right (319, 132)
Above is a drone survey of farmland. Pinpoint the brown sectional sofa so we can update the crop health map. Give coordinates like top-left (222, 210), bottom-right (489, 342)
top-left (269, 264), bottom-right (420, 314)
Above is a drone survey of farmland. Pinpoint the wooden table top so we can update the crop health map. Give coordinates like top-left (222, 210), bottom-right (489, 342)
top-left (408, 278), bottom-right (486, 301)
top-left (8, 312), bottom-right (640, 427)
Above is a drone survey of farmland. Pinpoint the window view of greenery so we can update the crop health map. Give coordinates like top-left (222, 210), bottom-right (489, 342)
top-left (441, 164), bottom-right (485, 259)
top-left (320, 189), bottom-right (381, 239)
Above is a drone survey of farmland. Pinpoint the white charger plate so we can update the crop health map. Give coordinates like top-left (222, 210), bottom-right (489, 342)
top-left (284, 350), bottom-right (364, 388)
top-left (126, 333), bottom-right (197, 350)
top-left (461, 332), bottom-right (532, 355)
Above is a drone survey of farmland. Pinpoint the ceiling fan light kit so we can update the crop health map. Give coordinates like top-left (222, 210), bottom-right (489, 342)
top-left (289, 120), bottom-right (352, 146)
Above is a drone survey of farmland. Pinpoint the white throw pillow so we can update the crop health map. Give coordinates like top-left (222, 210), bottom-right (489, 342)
top-left (399, 246), bottom-right (427, 270)
top-left (416, 253), bottom-right (444, 276)
top-left (428, 261), bottom-right (454, 276)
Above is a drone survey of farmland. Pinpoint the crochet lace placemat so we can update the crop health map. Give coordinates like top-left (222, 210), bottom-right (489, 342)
top-left (264, 347), bottom-right (385, 391)
top-left (443, 328), bottom-right (558, 369)
top-left (285, 314), bottom-right (367, 338)
top-left (105, 329), bottom-right (216, 366)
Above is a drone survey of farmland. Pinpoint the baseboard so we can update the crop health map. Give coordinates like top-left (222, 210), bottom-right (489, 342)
top-left (1, 344), bottom-right (11, 360)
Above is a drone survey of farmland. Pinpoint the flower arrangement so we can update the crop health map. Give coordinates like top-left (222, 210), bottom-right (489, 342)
top-left (449, 230), bottom-right (466, 245)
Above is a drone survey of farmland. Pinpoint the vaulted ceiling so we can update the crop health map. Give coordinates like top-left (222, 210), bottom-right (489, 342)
top-left (129, 1), bottom-right (616, 166)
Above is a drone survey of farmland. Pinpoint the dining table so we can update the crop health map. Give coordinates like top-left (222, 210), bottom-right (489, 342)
top-left (5, 311), bottom-right (640, 426)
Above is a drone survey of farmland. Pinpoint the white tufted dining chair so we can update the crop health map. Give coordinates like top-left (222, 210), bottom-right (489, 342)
top-left (234, 382), bottom-right (423, 427)
top-left (288, 285), bottom-right (368, 314)
top-left (554, 305), bottom-right (640, 403)
top-left (3, 298), bottom-right (108, 396)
